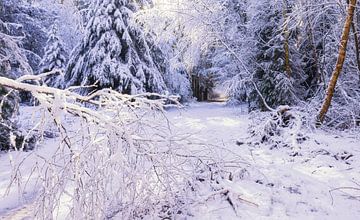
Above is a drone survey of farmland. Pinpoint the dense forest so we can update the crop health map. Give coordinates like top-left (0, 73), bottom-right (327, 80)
top-left (0, 0), bottom-right (359, 219)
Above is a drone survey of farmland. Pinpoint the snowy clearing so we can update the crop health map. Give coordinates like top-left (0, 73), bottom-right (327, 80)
top-left (1, 102), bottom-right (359, 219)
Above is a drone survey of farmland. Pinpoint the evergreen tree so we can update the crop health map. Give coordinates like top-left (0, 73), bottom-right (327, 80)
top-left (39, 23), bottom-right (67, 87)
top-left (248, 0), bottom-right (302, 110)
top-left (0, 18), bottom-right (35, 151)
top-left (65, 0), bottom-right (166, 94)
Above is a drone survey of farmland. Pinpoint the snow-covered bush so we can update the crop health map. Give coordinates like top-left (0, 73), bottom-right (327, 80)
top-left (248, 106), bottom-right (307, 155)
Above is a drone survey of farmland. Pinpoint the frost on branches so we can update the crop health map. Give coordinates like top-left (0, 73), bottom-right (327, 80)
top-left (65, 0), bottom-right (167, 95)
top-left (247, 105), bottom-right (305, 156)
top-left (39, 23), bottom-right (67, 88)
top-left (0, 75), bottom-right (247, 219)
top-left (145, 30), bottom-right (192, 102)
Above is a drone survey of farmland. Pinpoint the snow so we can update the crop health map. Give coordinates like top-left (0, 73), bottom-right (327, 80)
top-left (1, 102), bottom-right (360, 219)
top-left (166, 103), bottom-right (360, 219)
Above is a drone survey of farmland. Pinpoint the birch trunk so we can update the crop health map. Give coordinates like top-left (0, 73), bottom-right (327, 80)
top-left (317, 0), bottom-right (357, 124)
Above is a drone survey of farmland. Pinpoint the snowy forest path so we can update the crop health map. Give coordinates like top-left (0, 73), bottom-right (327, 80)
top-left (166, 102), bottom-right (250, 147)
top-left (0, 103), bottom-right (360, 219)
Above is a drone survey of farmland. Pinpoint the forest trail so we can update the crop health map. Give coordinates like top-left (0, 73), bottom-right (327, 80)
top-left (0, 102), bottom-right (359, 219)
top-left (167, 102), bottom-right (249, 147)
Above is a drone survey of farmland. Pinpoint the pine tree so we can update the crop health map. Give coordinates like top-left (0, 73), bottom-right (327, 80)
top-left (39, 23), bottom-right (67, 88)
top-left (65, 0), bottom-right (166, 94)
top-left (248, 0), bottom-right (301, 110)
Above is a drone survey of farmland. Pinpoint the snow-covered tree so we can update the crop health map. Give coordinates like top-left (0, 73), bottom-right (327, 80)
top-left (247, 0), bottom-right (302, 110)
top-left (73, 0), bottom-right (92, 11)
top-left (39, 23), bottom-right (67, 87)
top-left (146, 36), bottom-right (192, 101)
top-left (0, 0), bottom-right (56, 72)
top-left (317, 0), bottom-right (357, 124)
top-left (65, 0), bottom-right (167, 94)
top-left (297, 0), bottom-right (340, 97)
top-left (137, 0), bottom-right (229, 101)
top-left (204, 0), bottom-right (250, 104)
top-left (164, 64), bottom-right (192, 102)
top-left (0, 18), bottom-right (34, 151)
top-left (308, 0), bottom-right (360, 127)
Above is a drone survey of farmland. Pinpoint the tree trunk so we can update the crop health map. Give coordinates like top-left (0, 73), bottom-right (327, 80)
top-left (351, 2), bottom-right (360, 125)
top-left (305, 13), bottom-right (321, 84)
top-left (317, 0), bottom-right (357, 124)
top-left (303, 0), bottom-right (325, 87)
top-left (351, 22), bottom-right (360, 72)
top-left (283, 0), bottom-right (291, 78)
top-left (346, 0), bottom-right (360, 77)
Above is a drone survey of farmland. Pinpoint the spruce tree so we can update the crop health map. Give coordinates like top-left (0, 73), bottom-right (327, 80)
top-left (65, 0), bottom-right (166, 94)
top-left (39, 23), bottom-right (67, 88)
top-left (249, 0), bottom-right (301, 110)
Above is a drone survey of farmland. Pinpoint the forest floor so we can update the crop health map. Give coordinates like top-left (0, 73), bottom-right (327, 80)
top-left (0, 102), bottom-right (360, 219)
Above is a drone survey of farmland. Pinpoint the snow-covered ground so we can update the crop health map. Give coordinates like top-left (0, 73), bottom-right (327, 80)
top-left (167, 102), bottom-right (360, 219)
top-left (1, 102), bottom-right (360, 219)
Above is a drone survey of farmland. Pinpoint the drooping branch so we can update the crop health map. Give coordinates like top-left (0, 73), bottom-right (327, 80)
top-left (0, 75), bottom-right (180, 108)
